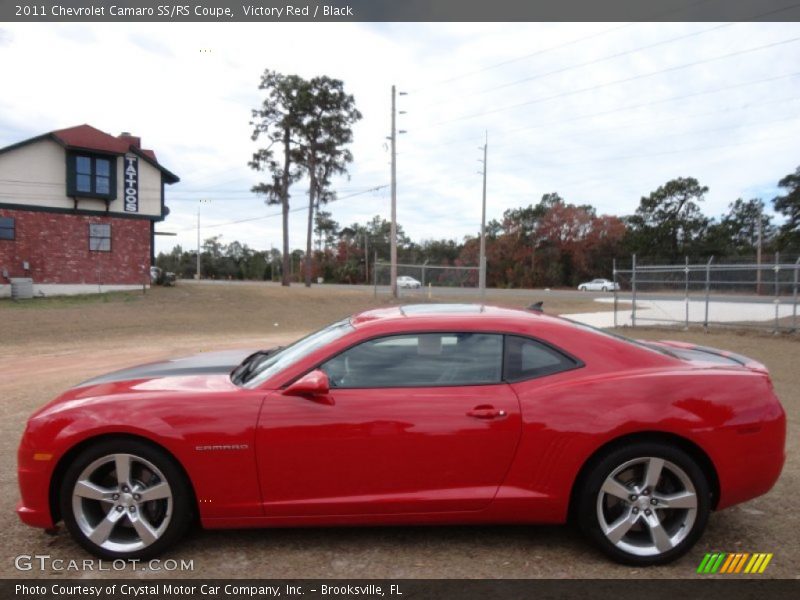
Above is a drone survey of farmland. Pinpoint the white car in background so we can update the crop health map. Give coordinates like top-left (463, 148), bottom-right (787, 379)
top-left (397, 275), bottom-right (422, 289)
top-left (577, 278), bottom-right (619, 292)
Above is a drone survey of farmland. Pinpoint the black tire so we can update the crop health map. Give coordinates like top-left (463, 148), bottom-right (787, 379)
top-left (602, 286), bottom-right (608, 292)
top-left (59, 438), bottom-right (193, 560)
top-left (576, 442), bottom-right (710, 566)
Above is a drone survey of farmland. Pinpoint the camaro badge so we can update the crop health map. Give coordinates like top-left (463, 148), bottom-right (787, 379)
top-left (195, 444), bottom-right (249, 451)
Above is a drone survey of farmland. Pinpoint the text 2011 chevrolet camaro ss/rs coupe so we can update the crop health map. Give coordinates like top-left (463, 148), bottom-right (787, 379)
top-left (17, 304), bottom-right (785, 565)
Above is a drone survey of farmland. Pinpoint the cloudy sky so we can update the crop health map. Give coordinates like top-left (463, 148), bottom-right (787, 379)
top-left (1, 21), bottom-right (799, 256)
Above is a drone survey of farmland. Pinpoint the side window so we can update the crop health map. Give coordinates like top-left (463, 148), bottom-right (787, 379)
top-left (504, 335), bottom-right (579, 381)
top-left (321, 333), bottom-right (503, 388)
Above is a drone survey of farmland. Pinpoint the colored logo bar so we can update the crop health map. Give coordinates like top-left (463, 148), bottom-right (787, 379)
top-left (697, 552), bottom-right (773, 574)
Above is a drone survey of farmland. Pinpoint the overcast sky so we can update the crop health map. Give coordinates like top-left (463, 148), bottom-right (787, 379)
top-left (1, 21), bottom-right (799, 256)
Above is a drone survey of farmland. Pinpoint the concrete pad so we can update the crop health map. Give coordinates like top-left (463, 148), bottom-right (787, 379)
top-left (564, 298), bottom-right (798, 328)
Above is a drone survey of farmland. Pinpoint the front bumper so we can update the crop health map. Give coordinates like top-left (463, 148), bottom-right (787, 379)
top-left (16, 430), bottom-right (56, 529)
top-left (17, 500), bottom-right (54, 529)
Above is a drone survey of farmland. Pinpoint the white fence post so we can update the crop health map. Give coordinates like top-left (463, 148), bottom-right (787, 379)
top-left (703, 256), bottom-right (714, 331)
top-left (774, 252), bottom-right (781, 334)
top-left (792, 257), bottom-right (799, 334)
top-left (684, 256), bottom-right (690, 330)
top-left (612, 258), bottom-right (618, 328)
top-left (631, 254), bottom-right (637, 328)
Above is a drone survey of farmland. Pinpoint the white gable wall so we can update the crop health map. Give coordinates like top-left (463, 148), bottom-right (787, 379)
top-left (0, 138), bottom-right (164, 219)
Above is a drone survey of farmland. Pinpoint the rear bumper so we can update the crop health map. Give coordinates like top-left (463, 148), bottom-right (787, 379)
top-left (716, 444), bottom-right (785, 509)
top-left (713, 410), bottom-right (786, 510)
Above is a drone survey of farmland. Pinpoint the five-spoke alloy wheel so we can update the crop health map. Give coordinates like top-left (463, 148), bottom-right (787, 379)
top-left (577, 442), bottom-right (711, 565)
top-left (60, 439), bottom-right (192, 559)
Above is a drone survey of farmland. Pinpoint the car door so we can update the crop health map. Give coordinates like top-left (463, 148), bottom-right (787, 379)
top-left (256, 332), bottom-right (522, 516)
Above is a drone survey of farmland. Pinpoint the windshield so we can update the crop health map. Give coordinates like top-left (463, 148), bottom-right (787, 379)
top-left (237, 318), bottom-right (354, 388)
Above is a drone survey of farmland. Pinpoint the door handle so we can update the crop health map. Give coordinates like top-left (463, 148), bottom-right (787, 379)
top-left (466, 405), bottom-right (507, 419)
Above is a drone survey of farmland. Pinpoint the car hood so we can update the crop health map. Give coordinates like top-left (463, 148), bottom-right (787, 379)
top-left (27, 348), bottom-right (272, 422)
top-left (73, 348), bottom-right (257, 389)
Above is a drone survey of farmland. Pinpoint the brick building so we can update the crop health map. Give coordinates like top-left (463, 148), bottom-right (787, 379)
top-left (0, 125), bottom-right (178, 296)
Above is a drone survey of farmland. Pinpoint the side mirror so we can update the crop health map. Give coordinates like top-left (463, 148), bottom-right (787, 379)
top-left (284, 369), bottom-right (330, 398)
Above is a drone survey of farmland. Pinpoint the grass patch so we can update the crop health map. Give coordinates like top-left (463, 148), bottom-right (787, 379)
top-left (0, 289), bottom-right (146, 309)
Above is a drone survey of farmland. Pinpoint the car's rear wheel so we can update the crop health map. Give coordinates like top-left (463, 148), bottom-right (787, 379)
top-left (60, 439), bottom-right (192, 559)
top-left (602, 286), bottom-right (609, 292)
top-left (577, 443), bottom-right (710, 565)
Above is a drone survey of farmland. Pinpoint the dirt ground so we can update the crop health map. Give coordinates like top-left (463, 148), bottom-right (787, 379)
top-left (0, 283), bottom-right (796, 579)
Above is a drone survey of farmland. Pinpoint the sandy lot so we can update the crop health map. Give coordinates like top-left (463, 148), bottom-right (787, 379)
top-left (0, 283), bottom-right (796, 579)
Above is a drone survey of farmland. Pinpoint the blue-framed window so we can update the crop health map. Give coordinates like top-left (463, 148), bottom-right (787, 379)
top-left (0, 217), bottom-right (14, 240)
top-left (68, 153), bottom-right (116, 199)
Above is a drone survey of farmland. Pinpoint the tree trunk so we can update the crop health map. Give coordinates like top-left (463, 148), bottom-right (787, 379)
top-left (305, 154), bottom-right (316, 288)
top-left (281, 128), bottom-right (291, 287)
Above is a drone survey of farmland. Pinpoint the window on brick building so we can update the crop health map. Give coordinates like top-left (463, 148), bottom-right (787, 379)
top-left (89, 223), bottom-right (111, 252)
top-left (0, 217), bottom-right (14, 240)
top-left (68, 153), bottom-right (116, 199)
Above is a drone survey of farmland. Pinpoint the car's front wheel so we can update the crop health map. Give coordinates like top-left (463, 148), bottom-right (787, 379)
top-left (59, 438), bottom-right (193, 559)
top-left (577, 442), bottom-right (710, 565)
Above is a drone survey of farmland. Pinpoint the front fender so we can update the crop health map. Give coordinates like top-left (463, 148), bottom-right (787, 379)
top-left (18, 390), bottom-right (266, 529)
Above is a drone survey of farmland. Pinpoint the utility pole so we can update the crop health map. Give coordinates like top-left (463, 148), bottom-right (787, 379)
top-left (269, 244), bottom-right (275, 282)
top-left (364, 232), bottom-right (369, 284)
top-left (390, 85), bottom-right (398, 298)
top-left (756, 203), bottom-right (763, 295)
top-left (388, 84), bottom-right (407, 298)
top-left (196, 205), bottom-right (200, 280)
top-left (196, 198), bottom-right (210, 280)
top-left (478, 131), bottom-right (488, 298)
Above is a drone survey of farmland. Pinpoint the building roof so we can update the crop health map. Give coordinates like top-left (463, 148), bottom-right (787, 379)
top-left (0, 124), bottom-right (179, 184)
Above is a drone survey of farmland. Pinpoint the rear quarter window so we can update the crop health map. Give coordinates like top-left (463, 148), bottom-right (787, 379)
top-left (504, 335), bottom-right (581, 382)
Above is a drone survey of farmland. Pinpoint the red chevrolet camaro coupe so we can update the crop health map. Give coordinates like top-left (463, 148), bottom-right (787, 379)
top-left (17, 304), bottom-right (785, 565)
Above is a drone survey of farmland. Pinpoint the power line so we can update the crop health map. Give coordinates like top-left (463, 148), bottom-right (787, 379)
top-left (490, 113), bottom-right (800, 163)
top-left (167, 184), bottom-right (388, 198)
top-left (417, 70), bottom-right (800, 150)
top-left (569, 132), bottom-right (799, 167)
top-left (406, 0), bottom-right (730, 94)
top-left (408, 22), bottom-right (636, 94)
top-left (411, 2), bottom-right (800, 108)
top-left (384, 125), bottom-right (800, 194)
top-left (489, 94), bottom-right (800, 152)
top-left (427, 36), bottom-right (800, 128)
top-left (413, 22), bottom-right (736, 111)
top-left (486, 132), bottom-right (800, 182)
top-left (171, 185), bottom-right (389, 233)
top-left (0, 179), bottom-right (387, 202)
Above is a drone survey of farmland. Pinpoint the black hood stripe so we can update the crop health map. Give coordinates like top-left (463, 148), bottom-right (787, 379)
top-left (74, 349), bottom-right (256, 388)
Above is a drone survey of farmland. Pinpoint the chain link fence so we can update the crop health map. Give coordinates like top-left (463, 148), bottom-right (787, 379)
top-left (611, 254), bottom-right (800, 333)
top-left (372, 262), bottom-right (480, 297)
